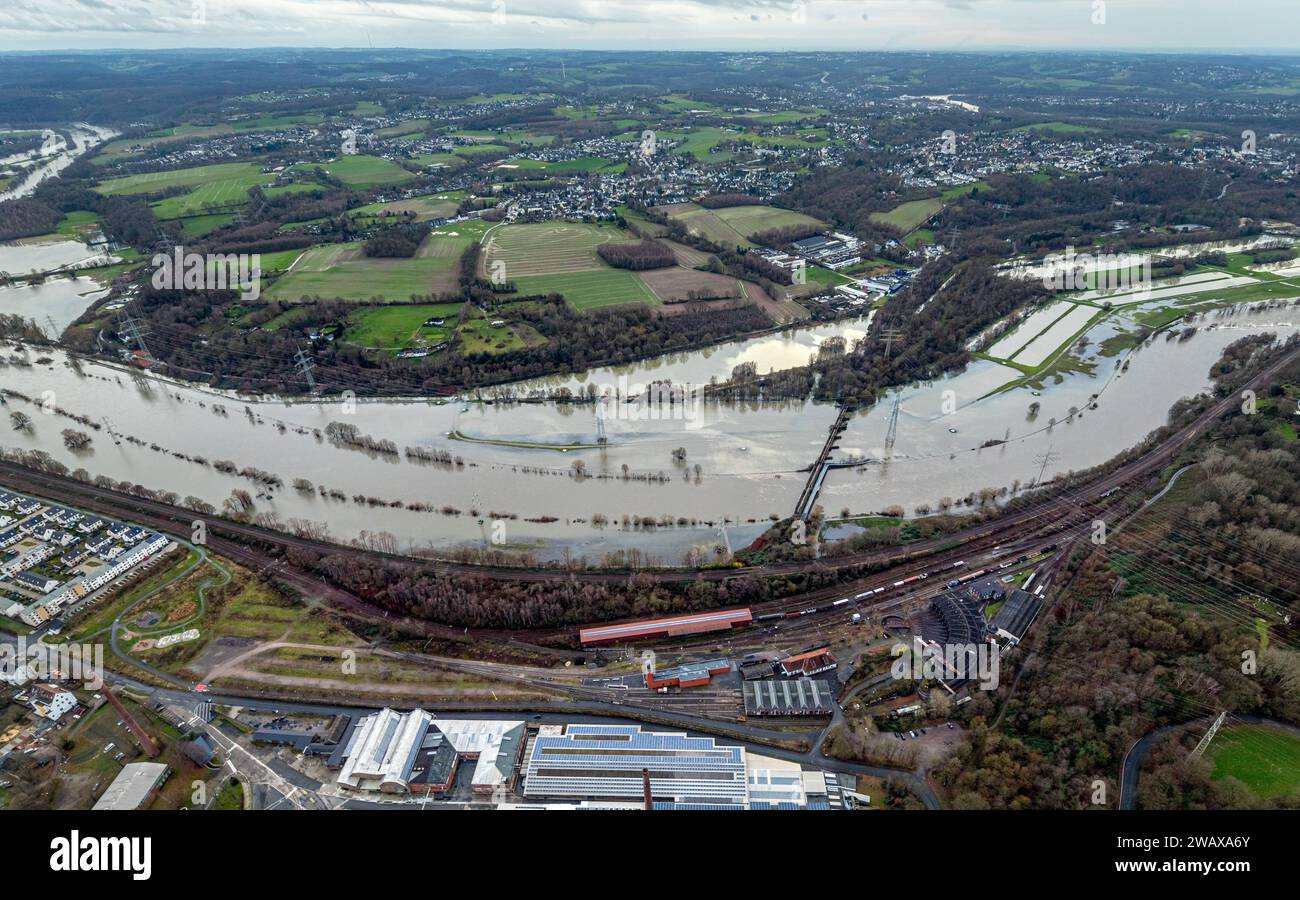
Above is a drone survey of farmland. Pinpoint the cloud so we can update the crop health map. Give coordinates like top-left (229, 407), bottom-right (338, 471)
top-left (0, 0), bottom-right (1295, 50)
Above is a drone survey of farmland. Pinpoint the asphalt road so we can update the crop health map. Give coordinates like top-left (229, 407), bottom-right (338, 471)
top-left (1119, 714), bottom-right (1300, 810)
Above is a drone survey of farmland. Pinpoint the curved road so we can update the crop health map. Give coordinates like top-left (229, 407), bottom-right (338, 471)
top-left (1119, 714), bottom-right (1300, 810)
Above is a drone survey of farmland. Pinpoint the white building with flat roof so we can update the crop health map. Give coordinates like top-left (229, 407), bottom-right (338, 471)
top-left (93, 762), bottom-right (169, 810)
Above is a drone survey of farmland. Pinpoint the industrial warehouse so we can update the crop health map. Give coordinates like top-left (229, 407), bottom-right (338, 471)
top-left (579, 608), bottom-right (753, 645)
top-left (318, 714), bottom-right (845, 809)
top-left (743, 679), bottom-right (836, 717)
top-left (331, 708), bottom-right (525, 796)
top-left (521, 723), bottom-right (837, 810)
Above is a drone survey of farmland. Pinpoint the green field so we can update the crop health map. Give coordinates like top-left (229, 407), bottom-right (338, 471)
top-left (410, 153), bottom-right (470, 169)
top-left (511, 269), bottom-right (660, 311)
top-left (1012, 121), bottom-right (1102, 135)
top-left (266, 220), bottom-right (485, 302)
top-left (1210, 725), bottom-right (1300, 799)
top-left (671, 127), bottom-right (737, 162)
top-left (454, 143), bottom-right (510, 156)
top-left (292, 154), bottom-right (415, 188)
top-left (482, 221), bottom-right (636, 278)
top-left (870, 197), bottom-right (945, 232)
top-left (349, 192), bottom-right (462, 223)
top-left (376, 119), bottom-right (431, 139)
top-left (458, 313), bottom-right (537, 354)
top-left (737, 108), bottom-right (827, 125)
top-left (665, 200), bottom-right (826, 245)
top-left (904, 228), bottom-right (936, 249)
top-left (97, 161), bottom-right (268, 197)
top-left (177, 213), bottom-right (236, 238)
top-left (710, 204), bottom-right (827, 239)
top-left (263, 182), bottom-right (327, 199)
top-left (344, 302), bottom-right (464, 349)
top-left (660, 203), bottom-right (753, 247)
top-left (253, 248), bottom-right (307, 272)
top-left (97, 162), bottom-right (272, 219)
top-left (497, 156), bottom-right (623, 174)
top-left (55, 210), bottom-right (102, 238)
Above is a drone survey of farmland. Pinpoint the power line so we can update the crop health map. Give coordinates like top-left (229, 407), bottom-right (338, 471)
top-left (883, 396), bottom-right (902, 455)
top-left (293, 346), bottom-right (318, 393)
top-left (116, 305), bottom-right (153, 361)
top-left (1031, 446), bottom-right (1061, 489)
top-left (1190, 710), bottom-right (1227, 758)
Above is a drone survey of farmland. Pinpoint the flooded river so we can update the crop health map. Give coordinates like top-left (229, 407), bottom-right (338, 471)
top-left (0, 300), bottom-right (1296, 565)
top-left (0, 124), bottom-right (117, 203)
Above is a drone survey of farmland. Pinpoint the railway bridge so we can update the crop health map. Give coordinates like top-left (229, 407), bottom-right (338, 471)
top-left (794, 404), bottom-right (855, 521)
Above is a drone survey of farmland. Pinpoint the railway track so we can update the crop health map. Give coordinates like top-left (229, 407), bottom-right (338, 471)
top-left (2, 341), bottom-right (1294, 644)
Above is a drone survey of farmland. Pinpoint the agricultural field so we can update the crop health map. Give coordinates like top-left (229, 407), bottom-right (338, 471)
top-left (249, 248), bottom-right (306, 272)
top-left (671, 127), bottom-right (737, 162)
top-left (96, 162), bottom-right (273, 219)
top-left (1012, 121), bottom-right (1101, 135)
top-left (869, 196), bottom-right (945, 232)
top-left (349, 191), bottom-right (463, 224)
top-left (657, 202), bottom-right (752, 247)
top-left (495, 156), bottom-right (623, 174)
top-left (639, 267), bottom-right (744, 303)
top-left (656, 202), bottom-right (827, 247)
top-left (710, 204), bottom-right (828, 239)
top-left (343, 302), bottom-right (464, 350)
top-left (479, 221), bottom-right (664, 310)
top-left (661, 239), bottom-right (710, 267)
top-left (985, 300), bottom-right (1081, 359)
top-left (409, 152), bottom-right (471, 169)
top-left (617, 204), bottom-right (669, 238)
top-left (1074, 270), bottom-right (1259, 306)
top-left (95, 161), bottom-right (268, 197)
top-left (737, 107), bottom-right (827, 124)
top-left (511, 268), bottom-right (660, 311)
top-left (177, 213), bottom-right (236, 238)
top-left (376, 119), bottom-right (431, 139)
top-left (291, 154), bottom-right (415, 188)
top-left (1209, 725), bottom-right (1300, 800)
top-left (263, 182), bottom-right (327, 199)
top-left (1007, 303), bottom-right (1099, 367)
top-left (264, 223), bottom-right (482, 303)
top-left (54, 210), bottom-right (102, 238)
top-left (481, 221), bottom-right (637, 278)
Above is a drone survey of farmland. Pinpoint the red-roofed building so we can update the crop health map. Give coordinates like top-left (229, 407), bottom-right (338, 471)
top-left (579, 608), bottom-right (753, 645)
top-left (644, 658), bottom-right (732, 690)
top-left (779, 647), bottom-right (837, 677)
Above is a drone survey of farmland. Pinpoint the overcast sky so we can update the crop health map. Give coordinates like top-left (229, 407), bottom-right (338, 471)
top-left (0, 0), bottom-right (1297, 53)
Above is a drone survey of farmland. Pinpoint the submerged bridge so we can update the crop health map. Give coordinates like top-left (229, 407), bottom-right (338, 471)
top-left (794, 405), bottom-right (855, 521)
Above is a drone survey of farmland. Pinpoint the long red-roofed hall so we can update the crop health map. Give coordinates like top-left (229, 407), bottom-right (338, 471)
top-left (579, 608), bottom-right (753, 645)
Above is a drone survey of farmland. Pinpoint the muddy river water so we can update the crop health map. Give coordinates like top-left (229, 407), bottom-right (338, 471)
top-left (1, 299), bottom-right (1296, 565)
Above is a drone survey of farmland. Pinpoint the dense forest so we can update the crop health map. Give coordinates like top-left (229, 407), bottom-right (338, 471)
top-left (595, 238), bottom-right (676, 270)
top-left (84, 285), bottom-right (775, 395)
top-left (928, 338), bottom-right (1300, 809)
top-left (363, 221), bottom-right (425, 258)
top-left (710, 254), bottom-right (1048, 406)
